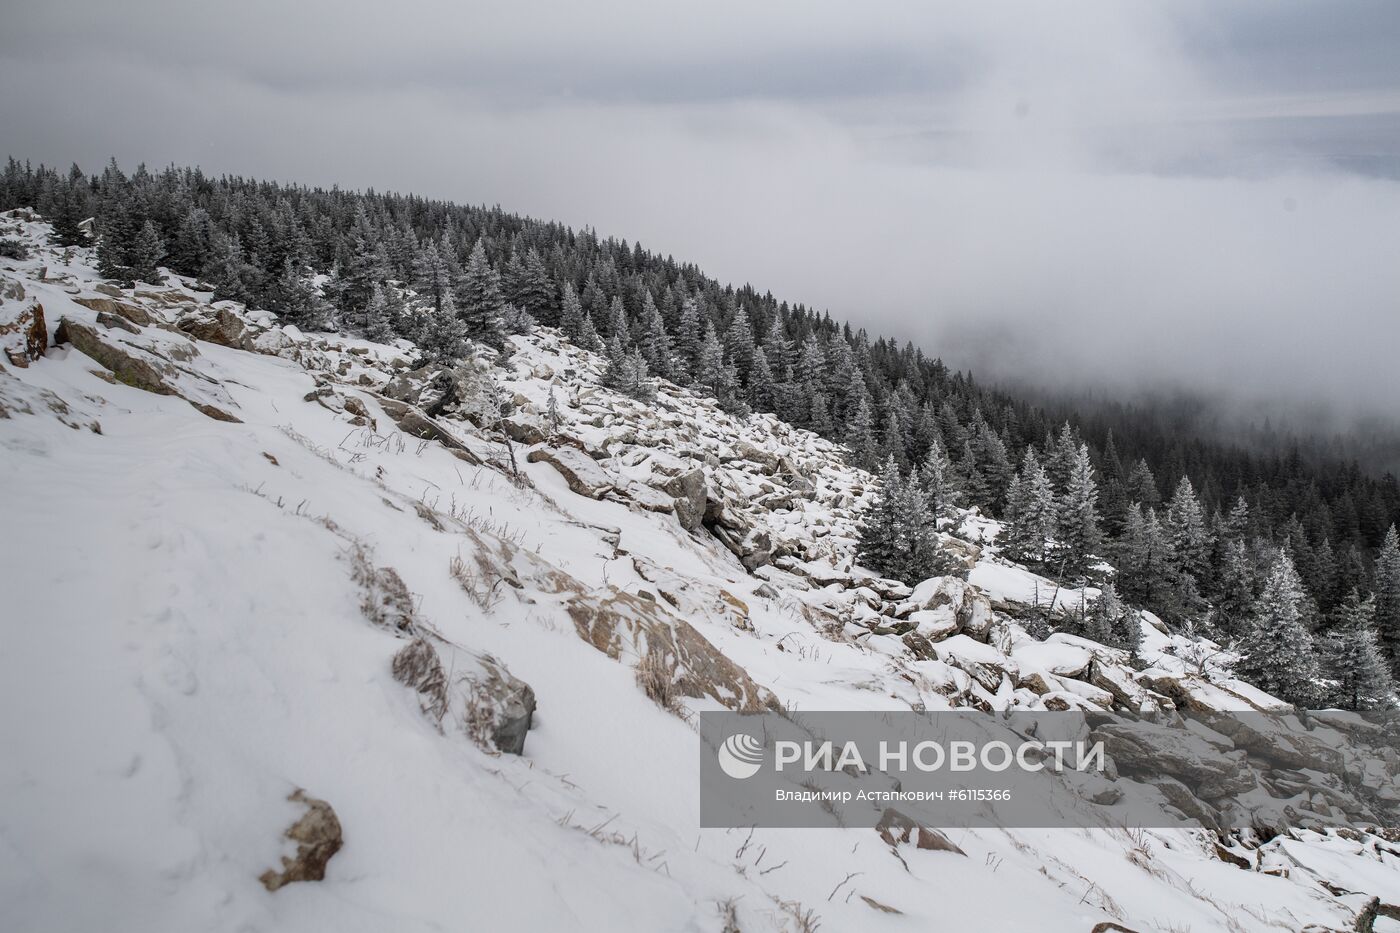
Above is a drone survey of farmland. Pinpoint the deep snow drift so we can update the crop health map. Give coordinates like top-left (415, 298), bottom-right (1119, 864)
top-left (1, 210), bottom-right (1397, 932)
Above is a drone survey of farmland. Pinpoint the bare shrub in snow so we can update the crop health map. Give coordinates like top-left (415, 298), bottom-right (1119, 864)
top-left (635, 648), bottom-right (684, 716)
top-left (449, 550), bottom-right (506, 612)
top-left (391, 637), bottom-right (449, 726)
top-left (348, 542), bottom-right (416, 631)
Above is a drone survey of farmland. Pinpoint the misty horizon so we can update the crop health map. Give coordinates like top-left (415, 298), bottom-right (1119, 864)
top-left (4, 1), bottom-right (1399, 417)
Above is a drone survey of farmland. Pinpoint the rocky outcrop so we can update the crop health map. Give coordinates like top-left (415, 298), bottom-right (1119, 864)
top-left (1, 299), bottom-right (45, 367)
top-left (527, 445), bottom-right (615, 499)
top-left (1092, 719), bottom-right (1256, 799)
top-left (874, 808), bottom-right (966, 855)
top-left (57, 316), bottom-right (175, 395)
top-left (177, 305), bottom-right (253, 349)
top-left (659, 468), bottom-right (707, 530)
top-left (374, 396), bottom-right (479, 461)
top-left (259, 789), bottom-right (344, 892)
top-left (567, 590), bottom-right (777, 712)
top-left (386, 622), bottom-right (535, 754)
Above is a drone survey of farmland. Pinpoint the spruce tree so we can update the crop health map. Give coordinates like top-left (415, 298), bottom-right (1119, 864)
top-left (1319, 590), bottom-right (1395, 710)
top-left (420, 292), bottom-right (471, 362)
top-left (1127, 459), bottom-right (1161, 509)
top-left (1166, 476), bottom-right (1213, 587)
top-left (724, 305), bottom-right (755, 382)
top-left (359, 282), bottom-right (394, 341)
top-left (1214, 537), bottom-right (1256, 639)
top-left (1376, 524), bottom-right (1400, 671)
top-left (919, 434), bottom-right (960, 518)
top-left (128, 219), bottom-right (165, 284)
top-left (747, 345), bottom-right (776, 413)
top-left (457, 240), bottom-right (505, 347)
top-left (414, 241), bottom-right (454, 316)
top-left (577, 311), bottom-right (602, 352)
top-left (1085, 582), bottom-right (1138, 654)
top-left (1004, 449), bottom-right (1056, 565)
top-left (267, 258), bottom-right (327, 330)
top-left (559, 282), bottom-right (584, 343)
top-left (695, 322), bottom-right (728, 398)
top-left (845, 396), bottom-right (878, 471)
top-left (857, 457), bottom-right (907, 580)
top-left (1056, 443), bottom-right (1102, 577)
top-left (673, 297), bottom-right (702, 380)
top-left (1237, 549), bottom-right (1322, 706)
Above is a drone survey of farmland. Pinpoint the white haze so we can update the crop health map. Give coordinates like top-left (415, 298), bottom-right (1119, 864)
top-left (2, 0), bottom-right (1398, 416)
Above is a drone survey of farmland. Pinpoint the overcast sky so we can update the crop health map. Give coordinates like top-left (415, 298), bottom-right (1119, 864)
top-left (3, 1), bottom-right (1398, 415)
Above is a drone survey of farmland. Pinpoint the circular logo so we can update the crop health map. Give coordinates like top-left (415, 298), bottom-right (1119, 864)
top-left (717, 732), bottom-right (764, 779)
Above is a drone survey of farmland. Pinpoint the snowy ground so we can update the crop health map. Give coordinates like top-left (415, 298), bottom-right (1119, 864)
top-left (1, 211), bottom-right (1396, 932)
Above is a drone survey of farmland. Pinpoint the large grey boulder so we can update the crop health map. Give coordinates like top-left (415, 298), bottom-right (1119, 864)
top-left (527, 445), bottom-right (615, 499)
top-left (659, 468), bottom-right (707, 530)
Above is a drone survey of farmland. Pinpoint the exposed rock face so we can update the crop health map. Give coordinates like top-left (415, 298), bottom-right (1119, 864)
top-left (896, 576), bottom-right (994, 640)
top-left (874, 808), bottom-right (966, 856)
top-left (462, 654), bottom-right (537, 755)
top-left (259, 789), bottom-right (344, 892)
top-left (57, 316), bottom-right (176, 394)
top-left (373, 396), bottom-right (479, 460)
top-left (1092, 720), bottom-right (1256, 799)
top-left (527, 445), bottom-right (615, 499)
top-left (1, 299), bottom-right (45, 367)
top-left (659, 468), bottom-right (707, 530)
top-left (567, 590), bottom-right (777, 712)
top-left (177, 305), bottom-right (252, 349)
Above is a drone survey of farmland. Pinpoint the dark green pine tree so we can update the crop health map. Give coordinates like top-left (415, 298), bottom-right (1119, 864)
top-left (858, 457), bottom-right (910, 581)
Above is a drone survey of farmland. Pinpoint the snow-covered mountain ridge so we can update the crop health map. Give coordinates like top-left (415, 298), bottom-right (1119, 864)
top-left (2, 209), bottom-right (1397, 932)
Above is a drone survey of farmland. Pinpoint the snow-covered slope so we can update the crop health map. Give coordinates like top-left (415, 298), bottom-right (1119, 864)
top-left (2, 210), bottom-right (1397, 932)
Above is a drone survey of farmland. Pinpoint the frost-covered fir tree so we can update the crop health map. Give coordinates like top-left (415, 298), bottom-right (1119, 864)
top-left (673, 297), bottom-right (702, 380)
top-left (858, 457), bottom-right (907, 580)
top-left (602, 339), bottom-right (655, 402)
top-left (1214, 537), bottom-right (1256, 638)
top-left (695, 322), bottom-right (732, 399)
top-left (359, 283), bottom-right (394, 341)
top-left (1055, 443), bottom-right (1102, 577)
top-left (747, 345), bottom-right (776, 413)
top-left (457, 240), bottom-right (505, 347)
top-left (857, 457), bottom-right (954, 584)
top-left (576, 311), bottom-right (602, 352)
top-left (419, 292), bottom-right (471, 362)
top-left (724, 305), bottom-right (755, 382)
top-left (1319, 590), bottom-right (1395, 710)
top-left (128, 219), bottom-right (165, 284)
top-left (414, 241), bottom-right (454, 316)
top-left (267, 258), bottom-right (328, 330)
top-left (919, 434), bottom-right (960, 518)
top-left (877, 408), bottom-right (909, 471)
top-left (559, 282), bottom-right (584, 343)
top-left (604, 296), bottom-right (630, 344)
top-left (845, 396), bottom-right (878, 471)
top-left (1376, 525), bottom-right (1400, 671)
top-left (1166, 476), bottom-right (1213, 587)
top-left (1084, 582), bottom-right (1138, 654)
top-left (637, 291), bottom-right (674, 380)
top-left (1003, 449), bottom-right (1056, 565)
top-left (1237, 549), bottom-right (1322, 706)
